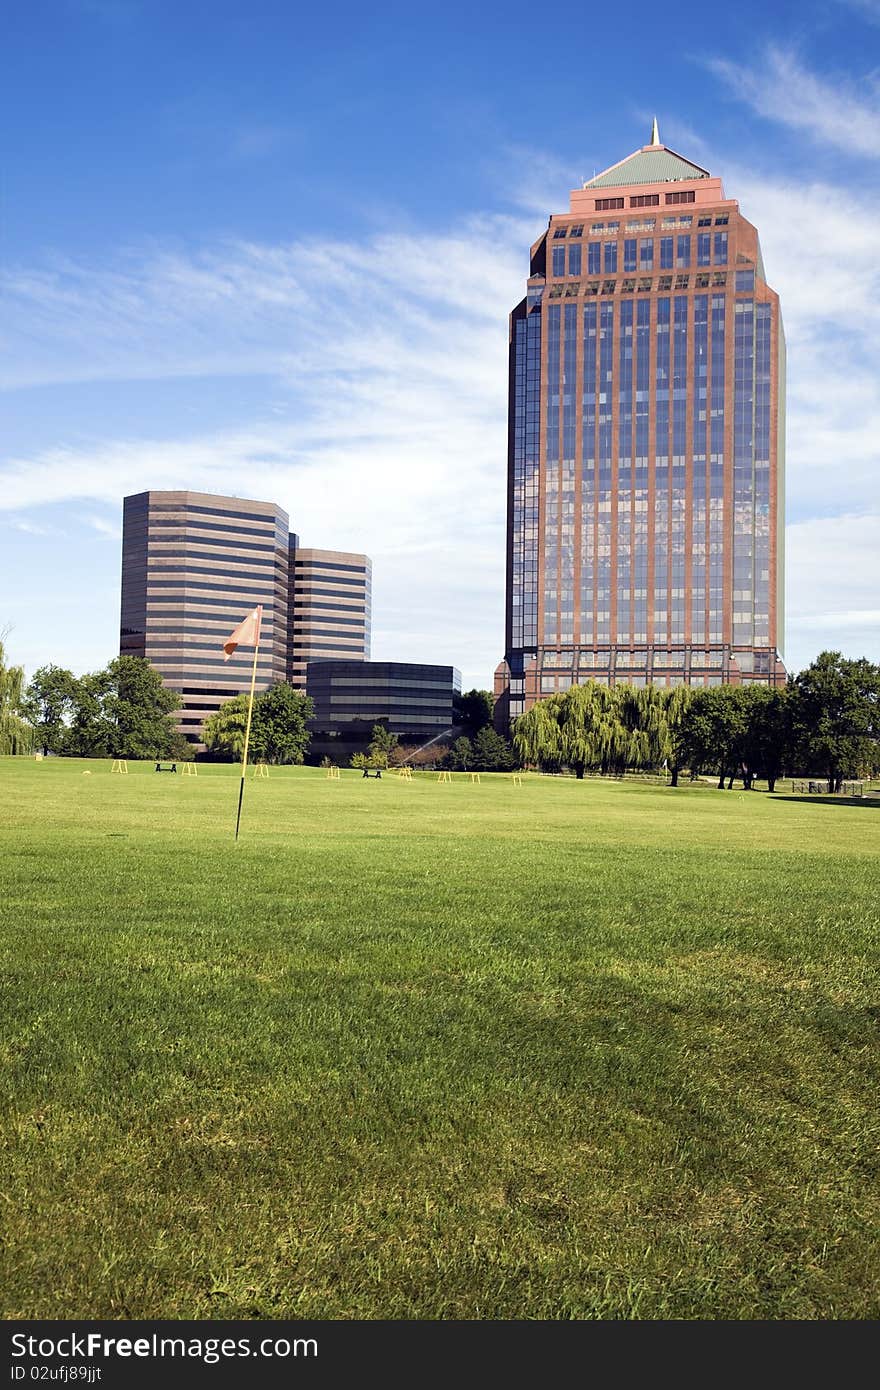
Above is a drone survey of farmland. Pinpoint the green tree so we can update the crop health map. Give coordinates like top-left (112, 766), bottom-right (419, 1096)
top-left (514, 682), bottom-right (629, 779)
top-left (743, 685), bottom-right (792, 793)
top-left (442, 736), bottom-right (473, 770)
top-left (202, 694), bottom-right (248, 760)
top-left (515, 681), bottom-right (694, 781)
top-left (660, 684), bottom-right (694, 787)
top-left (791, 652), bottom-right (880, 791)
top-left (617, 685), bottom-right (671, 773)
top-left (676, 686), bottom-right (753, 788)
top-left (366, 722), bottom-right (398, 769)
top-left (203, 684), bottom-right (313, 765)
top-left (104, 656), bottom-right (180, 759)
top-left (23, 665), bottom-right (79, 756)
top-left (454, 689), bottom-right (494, 734)
top-left (251, 683), bottom-right (313, 765)
top-left (0, 638), bottom-right (34, 756)
top-left (471, 726), bottom-right (517, 771)
top-left (65, 672), bottom-right (112, 757)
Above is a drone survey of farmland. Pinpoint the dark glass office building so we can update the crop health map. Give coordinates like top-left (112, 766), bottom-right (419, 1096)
top-left (120, 490), bottom-right (289, 744)
top-left (496, 124), bottom-right (786, 722)
top-left (307, 660), bottom-right (461, 747)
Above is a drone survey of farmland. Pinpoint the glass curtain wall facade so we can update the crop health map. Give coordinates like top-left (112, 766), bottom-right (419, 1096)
top-left (120, 491), bottom-right (289, 745)
top-left (496, 132), bottom-right (786, 721)
top-left (307, 661), bottom-right (461, 738)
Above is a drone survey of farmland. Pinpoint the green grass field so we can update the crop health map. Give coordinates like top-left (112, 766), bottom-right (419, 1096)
top-left (1, 757), bottom-right (878, 1319)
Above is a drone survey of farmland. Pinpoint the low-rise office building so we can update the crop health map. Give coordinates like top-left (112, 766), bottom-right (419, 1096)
top-left (306, 659), bottom-right (461, 761)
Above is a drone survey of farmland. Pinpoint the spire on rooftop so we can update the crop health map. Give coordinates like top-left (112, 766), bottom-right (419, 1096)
top-left (650, 116), bottom-right (660, 147)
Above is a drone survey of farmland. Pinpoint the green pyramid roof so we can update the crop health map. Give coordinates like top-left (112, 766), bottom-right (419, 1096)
top-left (584, 145), bottom-right (710, 189)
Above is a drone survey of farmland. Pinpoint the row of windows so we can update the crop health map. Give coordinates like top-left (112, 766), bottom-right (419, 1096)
top-left (294, 561), bottom-right (369, 575)
top-left (321, 695), bottom-right (451, 709)
top-left (593, 190), bottom-right (699, 212)
top-left (149, 534), bottom-right (277, 556)
top-left (147, 502), bottom-right (285, 527)
top-left (553, 233), bottom-right (728, 279)
top-left (538, 649), bottom-right (774, 671)
top-left (146, 577), bottom-right (278, 595)
top-left (148, 516), bottom-right (279, 542)
top-left (314, 717), bottom-right (453, 728)
top-left (292, 603), bottom-right (366, 616)
top-left (307, 678), bottom-right (454, 692)
top-left (293, 614), bottom-right (366, 628)
top-left (294, 575), bottom-right (370, 589)
top-left (147, 599), bottom-right (276, 614)
top-left (586, 216), bottom-right (695, 234)
top-left (148, 557), bottom-right (280, 574)
top-left (548, 271), bottom-right (732, 297)
top-left (292, 638), bottom-right (366, 650)
top-left (150, 654), bottom-right (276, 671)
top-left (553, 216), bottom-right (728, 242)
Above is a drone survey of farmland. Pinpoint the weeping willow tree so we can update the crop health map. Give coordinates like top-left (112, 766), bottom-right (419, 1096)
top-left (0, 638), bottom-right (35, 756)
top-left (513, 680), bottom-right (691, 779)
top-left (659, 683), bottom-right (694, 786)
top-left (514, 681), bottom-right (631, 778)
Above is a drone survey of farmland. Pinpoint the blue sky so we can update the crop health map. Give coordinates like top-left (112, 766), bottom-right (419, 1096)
top-left (2, 0), bottom-right (879, 688)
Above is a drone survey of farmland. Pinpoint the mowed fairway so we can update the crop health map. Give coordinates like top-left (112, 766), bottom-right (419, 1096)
top-left (1, 758), bottom-right (878, 1320)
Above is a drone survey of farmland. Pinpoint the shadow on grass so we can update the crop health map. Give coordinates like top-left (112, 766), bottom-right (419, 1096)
top-left (773, 795), bottom-right (880, 811)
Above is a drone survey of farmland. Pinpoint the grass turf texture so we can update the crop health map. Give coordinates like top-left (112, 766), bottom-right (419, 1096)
top-left (1, 758), bottom-right (878, 1320)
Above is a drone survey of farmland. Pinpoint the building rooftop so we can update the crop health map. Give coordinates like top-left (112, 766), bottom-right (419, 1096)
top-left (583, 120), bottom-right (710, 189)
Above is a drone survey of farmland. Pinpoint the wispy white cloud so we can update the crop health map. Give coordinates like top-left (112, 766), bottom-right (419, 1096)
top-left (4, 518), bottom-right (56, 537)
top-left (706, 45), bottom-right (880, 158)
top-left (0, 218), bottom-right (538, 684)
top-left (228, 123), bottom-right (303, 161)
top-left (79, 514), bottom-right (122, 539)
top-left (719, 168), bottom-right (880, 520)
top-left (496, 145), bottom-right (581, 216)
top-left (786, 513), bottom-right (880, 666)
top-left (2, 133), bottom-right (878, 683)
top-left (837, 0), bottom-right (880, 23)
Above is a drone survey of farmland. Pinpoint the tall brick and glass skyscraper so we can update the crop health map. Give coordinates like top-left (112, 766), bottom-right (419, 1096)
top-left (496, 124), bottom-right (786, 722)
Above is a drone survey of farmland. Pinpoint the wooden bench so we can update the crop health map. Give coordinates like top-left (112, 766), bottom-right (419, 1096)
top-left (155, 762), bottom-right (178, 773)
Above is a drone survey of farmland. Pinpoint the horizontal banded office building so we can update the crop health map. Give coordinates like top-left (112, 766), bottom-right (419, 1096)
top-left (120, 490), bottom-right (371, 745)
top-left (307, 660), bottom-right (461, 753)
top-left (121, 491), bottom-right (289, 743)
top-left (287, 546), bottom-right (372, 690)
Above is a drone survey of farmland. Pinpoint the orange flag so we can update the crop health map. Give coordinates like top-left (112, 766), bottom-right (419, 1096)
top-left (222, 605), bottom-right (262, 661)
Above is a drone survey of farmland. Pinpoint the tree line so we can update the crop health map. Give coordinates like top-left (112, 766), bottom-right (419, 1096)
top-left (15, 656), bottom-right (190, 760)
top-left (5, 643), bottom-right (877, 786)
top-left (513, 652), bottom-right (880, 790)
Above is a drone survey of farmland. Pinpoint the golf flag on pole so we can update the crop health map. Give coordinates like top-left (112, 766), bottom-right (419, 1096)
top-left (223, 606), bottom-right (261, 660)
top-left (221, 605), bottom-right (263, 840)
